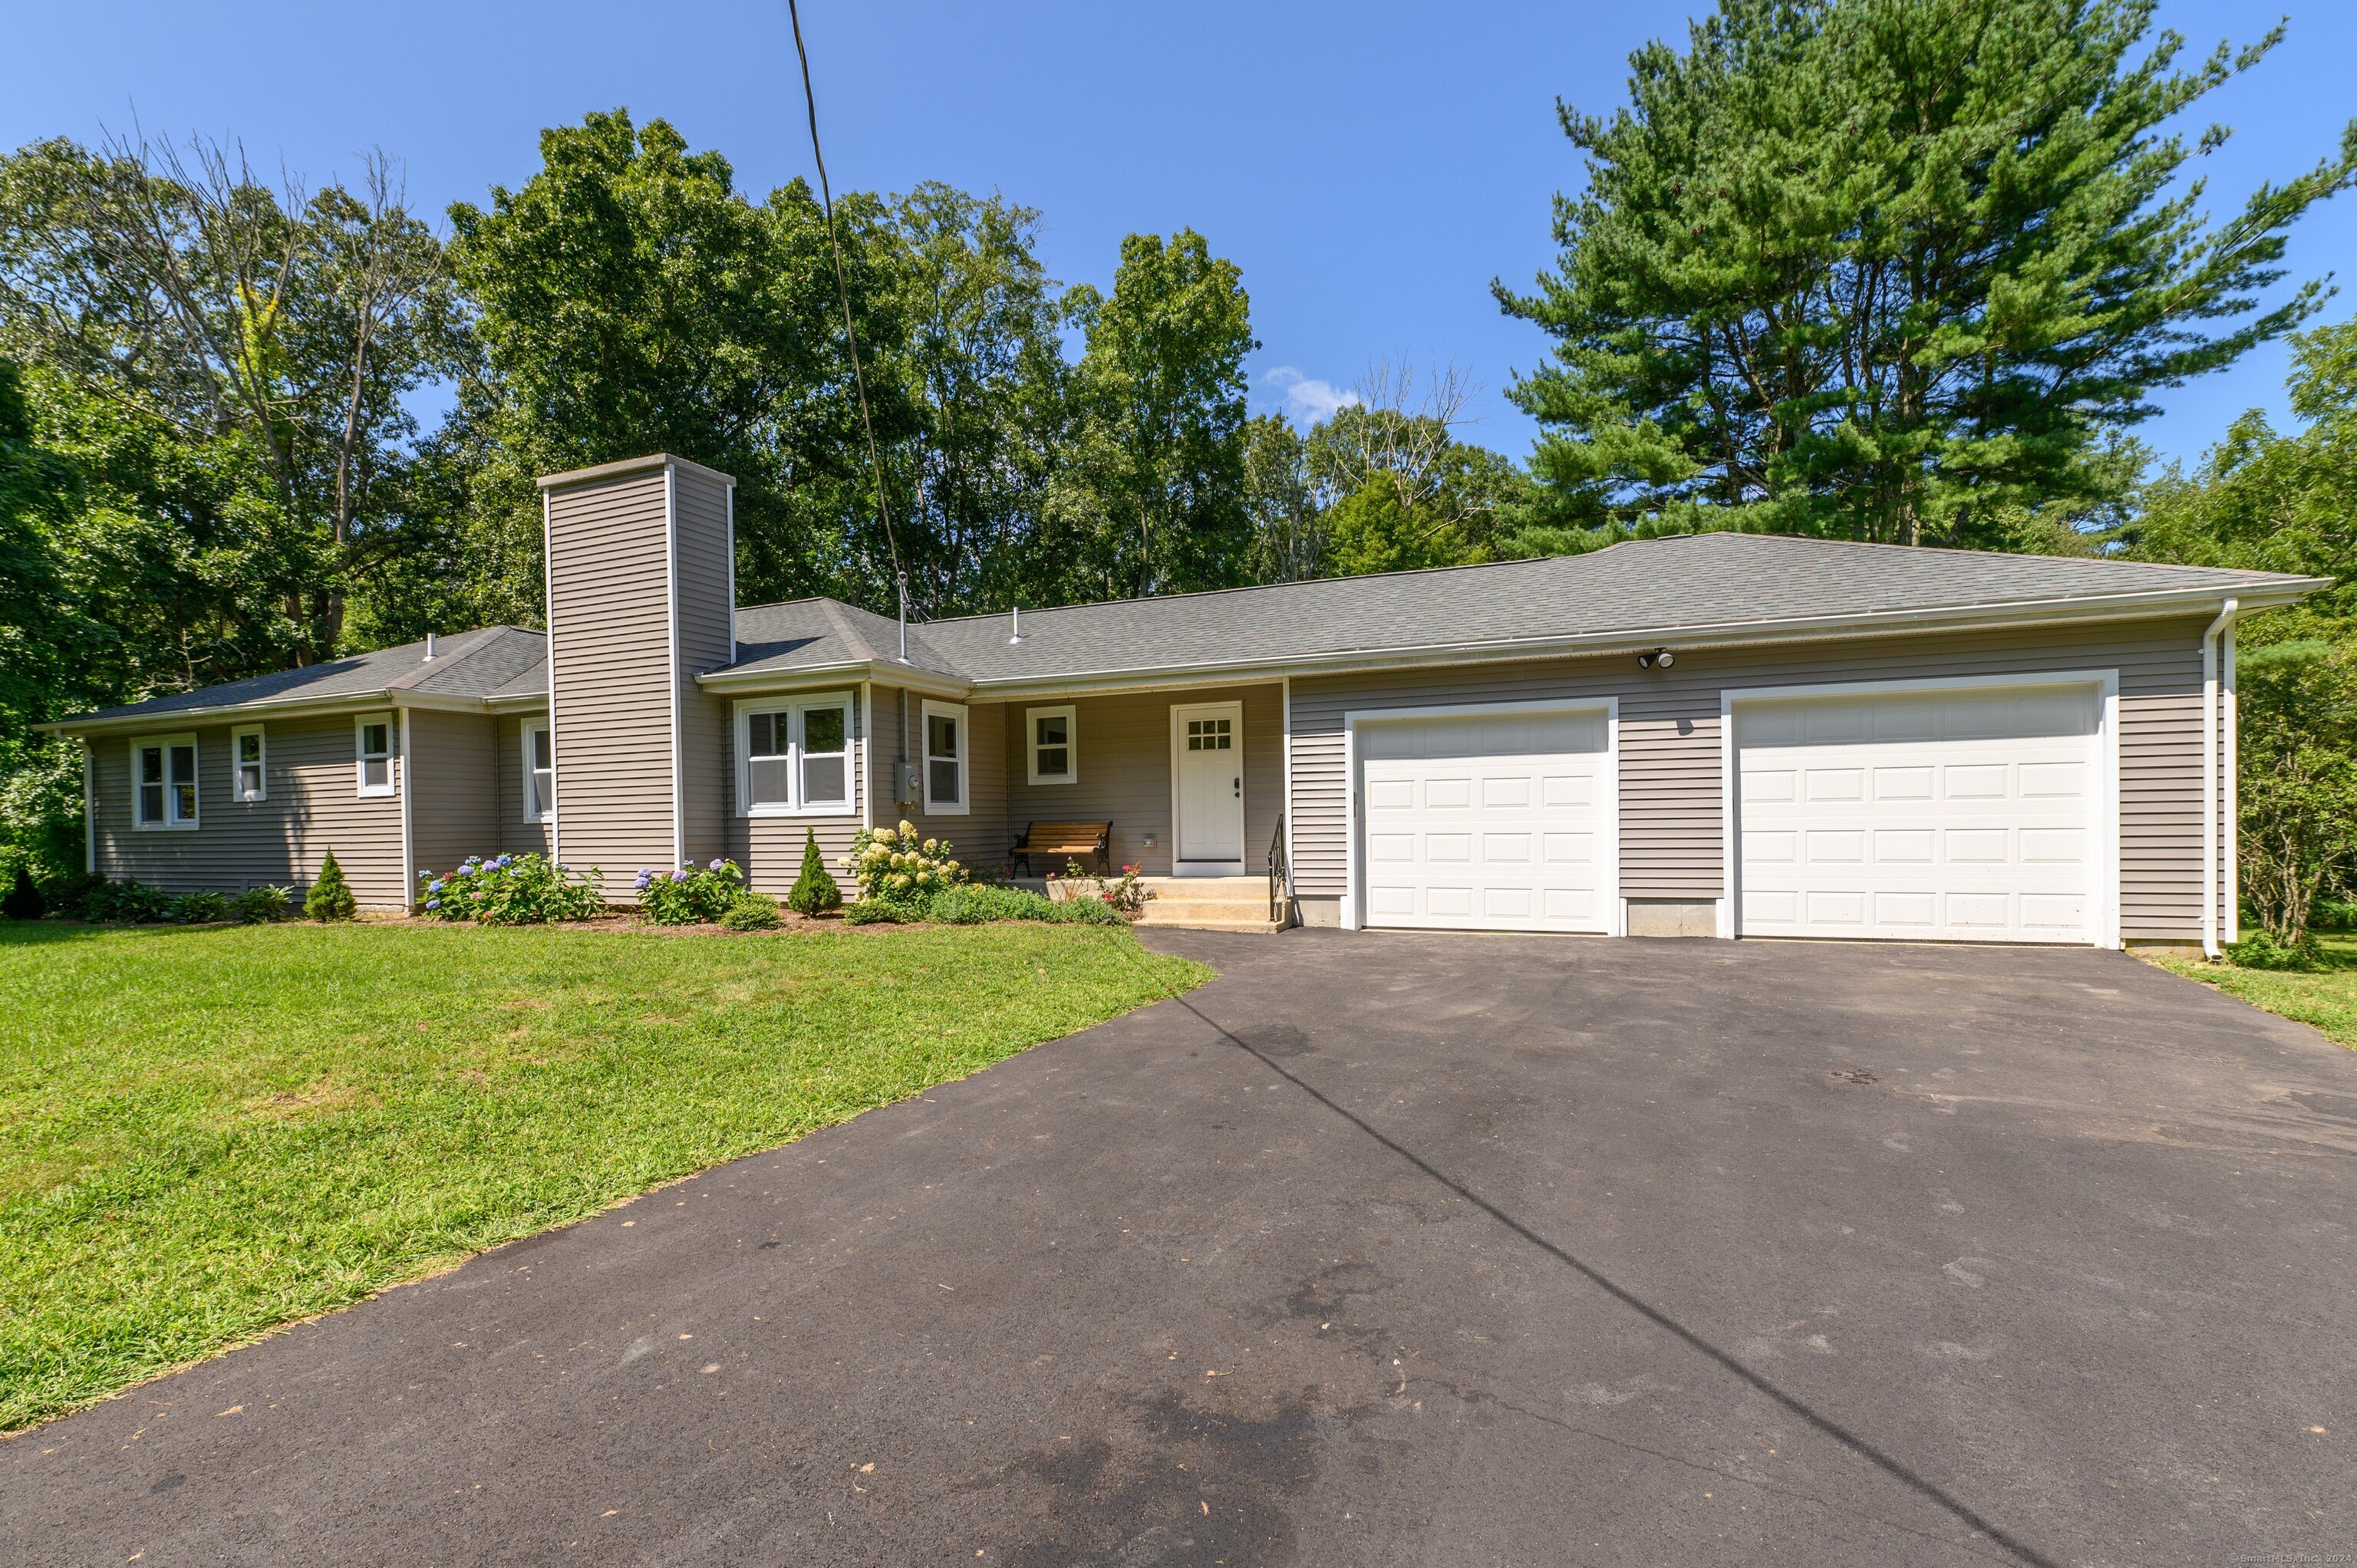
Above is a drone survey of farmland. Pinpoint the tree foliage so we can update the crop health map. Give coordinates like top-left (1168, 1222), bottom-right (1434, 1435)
top-left (1502, 0), bottom-right (2357, 548)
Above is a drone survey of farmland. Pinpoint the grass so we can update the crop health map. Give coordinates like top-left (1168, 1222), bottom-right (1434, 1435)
top-left (2151, 933), bottom-right (2357, 1052)
top-left (0, 920), bottom-right (1207, 1431)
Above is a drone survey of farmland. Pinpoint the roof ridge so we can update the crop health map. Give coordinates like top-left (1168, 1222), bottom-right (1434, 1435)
top-left (384, 626), bottom-right (508, 691)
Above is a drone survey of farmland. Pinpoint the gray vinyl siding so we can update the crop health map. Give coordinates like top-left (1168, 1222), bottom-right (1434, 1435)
top-left (673, 467), bottom-right (734, 866)
top-left (87, 713), bottom-right (407, 907)
top-left (407, 708), bottom-right (499, 884)
top-left (493, 713), bottom-right (555, 858)
top-left (723, 687), bottom-right (868, 898)
top-left (1288, 617), bottom-right (2215, 943)
top-left (544, 468), bottom-right (676, 887)
top-left (1000, 684), bottom-right (1282, 878)
top-left (872, 685), bottom-right (1008, 873)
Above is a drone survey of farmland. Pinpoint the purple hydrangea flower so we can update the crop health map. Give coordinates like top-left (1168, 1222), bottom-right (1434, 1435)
top-left (428, 880), bottom-right (445, 894)
top-left (709, 858), bottom-right (724, 871)
top-left (634, 869), bottom-right (654, 889)
top-left (495, 855), bottom-right (513, 869)
top-left (454, 865), bottom-right (473, 877)
top-left (671, 868), bottom-right (691, 882)
top-left (426, 898), bottom-right (441, 910)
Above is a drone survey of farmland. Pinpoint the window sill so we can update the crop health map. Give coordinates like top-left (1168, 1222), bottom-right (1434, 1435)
top-left (743, 804), bottom-right (858, 819)
top-left (921, 804), bottom-right (971, 817)
top-left (132, 822), bottom-right (201, 832)
top-left (1027, 775), bottom-right (1078, 789)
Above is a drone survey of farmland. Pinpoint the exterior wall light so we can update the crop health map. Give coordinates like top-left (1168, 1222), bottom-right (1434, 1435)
top-left (1637, 648), bottom-right (1675, 670)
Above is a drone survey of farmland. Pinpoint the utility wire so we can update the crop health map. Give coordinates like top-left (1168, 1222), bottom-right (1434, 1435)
top-left (786, 0), bottom-right (908, 654)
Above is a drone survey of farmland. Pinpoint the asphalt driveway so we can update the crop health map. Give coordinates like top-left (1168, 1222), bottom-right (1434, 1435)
top-left (6, 931), bottom-right (2355, 1567)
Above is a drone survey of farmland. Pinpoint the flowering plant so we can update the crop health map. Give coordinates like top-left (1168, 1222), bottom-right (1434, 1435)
top-left (419, 853), bottom-right (604, 924)
top-left (634, 858), bottom-right (746, 924)
top-left (842, 820), bottom-right (964, 905)
top-left (1046, 860), bottom-right (1142, 914)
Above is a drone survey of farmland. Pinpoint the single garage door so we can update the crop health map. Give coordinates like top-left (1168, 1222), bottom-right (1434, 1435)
top-left (1733, 683), bottom-right (2105, 944)
top-left (1359, 707), bottom-right (1614, 932)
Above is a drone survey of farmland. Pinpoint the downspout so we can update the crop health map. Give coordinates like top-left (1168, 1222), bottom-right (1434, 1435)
top-left (2200, 598), bottom-right (2237, 960)
top-left (84, 740), bottom-right (95, 875)
top-left (2225, 615), bottom-right (2240, 946)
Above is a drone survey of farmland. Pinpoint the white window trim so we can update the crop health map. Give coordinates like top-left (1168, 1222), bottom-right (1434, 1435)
top-left (735, 692), bottom-right (858, 817)
top-left (1716, 668), bottom-right (2121, 949)
top-left (1339, 697), bottom-right (1618, 929)
top-left (130, 732), bottom-right (200, 831)
top-left (231, 723), bottom-right (267, 803)
top-left (921, 699), bottom-right (970, 816)
top-left (355, 712), bottom-right (397, 799)
top-left (1026, 703), bottom-right (1078, 786)
top-left (521, 719), bottom-right (555, 823)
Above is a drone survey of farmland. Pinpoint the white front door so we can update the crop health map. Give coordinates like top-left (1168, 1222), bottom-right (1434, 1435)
top-left (1173, 702), bottom-right (1244, 868)
top-left (1734, 683), bottom-right (2104, 944)
top-left (1357, 707), bottom-right (1614, 932)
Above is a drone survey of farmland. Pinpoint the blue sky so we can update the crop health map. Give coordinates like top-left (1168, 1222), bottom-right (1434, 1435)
top-left (5, 1), bottom-right (2351, 473)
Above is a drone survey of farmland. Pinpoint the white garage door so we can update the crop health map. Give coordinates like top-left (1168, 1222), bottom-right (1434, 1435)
top-left (1734, 684), bottom-right (2104, 944)
top-left (1359, 708), bottom-right (1614, 932)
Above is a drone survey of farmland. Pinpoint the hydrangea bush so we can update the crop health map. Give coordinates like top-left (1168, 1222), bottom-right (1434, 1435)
top-left (635, 858), bottom-right (745, 924)
top-left (842, 822), bottom-right (964, 905)
top-left (420, 853), bottom-right (605, 924)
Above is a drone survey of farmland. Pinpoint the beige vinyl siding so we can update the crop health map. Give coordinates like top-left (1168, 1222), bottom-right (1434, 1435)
top-left (544, 468), bottom-right (676, 887)
top-left (1000, 684), bottom-right (1282, 878)
top-left (872, 685), bottom-right (1007, 871)
top-left (407, 708), bottom-right (499, 884)
top-left (88, 713), bottom-right (406, 907)
top-left (493, 713), bottom-right (555, 858)
top-left (724, 689), bottom-right (867, 898)
top-left (1288, 617), bottom-right (2213, 942)
top-left (673, 467), bottom-right (734, 865)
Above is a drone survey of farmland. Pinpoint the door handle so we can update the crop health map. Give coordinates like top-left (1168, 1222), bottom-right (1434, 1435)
top-left (1232, 777), bottom-right (1241, 797)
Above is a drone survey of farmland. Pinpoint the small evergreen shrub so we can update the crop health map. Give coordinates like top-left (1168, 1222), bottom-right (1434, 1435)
top-left (787, 829), bottom-right (842, 915)
top-left (2, 863), bottom-right (45, 920)
top-left (420, 854), bottom-right (604, 924)
top-left (80, 879), bottom-right (175, 923)
top-left (229, 884), bottom-right (295, 923)
top-left (168, 890), bottom-right (234, 924)
top-left (305, 850), bottom-right (358, 921)
top-left (634, 859), bottom-right (744, 924)
top-left (843, 821), bottom-right (964, 905)
top-left (719, 891), bottom-right (784, 931)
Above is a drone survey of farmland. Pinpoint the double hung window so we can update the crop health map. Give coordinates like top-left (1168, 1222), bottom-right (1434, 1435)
top-left (741, 695), bottom-right (855, 814)
top-left (133, 735), bottom-right (199, 828)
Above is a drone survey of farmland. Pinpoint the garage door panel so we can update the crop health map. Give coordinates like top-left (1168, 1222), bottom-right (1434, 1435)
top-left (1360, 710), bottom-right (1612, 934)
top-left (1737, 685), bottom-right (2102, 944)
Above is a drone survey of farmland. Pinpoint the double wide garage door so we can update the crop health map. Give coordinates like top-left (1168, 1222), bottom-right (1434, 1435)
top-left (1733, 682), bottom-right (2107, 944)
top-left (1360, 707), bottom-right (1614, 933)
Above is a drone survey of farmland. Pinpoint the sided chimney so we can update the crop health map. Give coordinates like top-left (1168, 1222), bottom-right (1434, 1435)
top-left (535, 454), bottom-right (737, 894)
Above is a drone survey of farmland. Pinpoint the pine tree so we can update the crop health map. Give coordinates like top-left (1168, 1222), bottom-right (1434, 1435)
top-left (1501, 0), bottom-right (2357, 546)
top-left (787, 828), bottom-right (842, 915)
top-left (305, 848), bottom-right (358, 921)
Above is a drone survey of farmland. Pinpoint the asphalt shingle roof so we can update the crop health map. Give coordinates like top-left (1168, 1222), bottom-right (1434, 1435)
top-left (63, 627), bottom-right (547, 725)
top-left (57, 534), bottom-right (2319, 726)
top-left (725, 532), bottom-right (2319, 686)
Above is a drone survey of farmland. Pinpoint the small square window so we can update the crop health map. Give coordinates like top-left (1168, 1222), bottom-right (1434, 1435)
top-left (1027, 705), bottom-right (1076, 785)
top-left (233, 726), bottom-right (266, 802)
top-left (357, 715), bottom-right (396, 797)
top-left (922, 701), bottom-right (968, 815)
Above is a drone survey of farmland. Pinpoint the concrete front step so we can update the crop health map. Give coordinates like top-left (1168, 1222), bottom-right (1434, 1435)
top-left (1134, 876), bottom-right (1289, 931)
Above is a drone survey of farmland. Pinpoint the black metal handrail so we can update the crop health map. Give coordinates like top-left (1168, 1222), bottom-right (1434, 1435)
top-left (1268, 813), bottom-right (1289, 927)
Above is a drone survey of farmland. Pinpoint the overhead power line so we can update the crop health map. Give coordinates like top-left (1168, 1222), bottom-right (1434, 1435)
top-left (785, 0), bottom-right (909, 659)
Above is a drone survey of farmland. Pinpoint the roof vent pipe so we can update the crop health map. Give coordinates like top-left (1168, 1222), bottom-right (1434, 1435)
top-left (1009, 604), bottom-right (1023, 645)
top-left (424, 631), bottom-right (437, 660)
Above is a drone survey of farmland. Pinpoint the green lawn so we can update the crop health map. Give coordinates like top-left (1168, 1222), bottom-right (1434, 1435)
top-left (2152, 934), bottom-right (2357, 1052)
top-left (0, 921), bottom-right (1206, 1431)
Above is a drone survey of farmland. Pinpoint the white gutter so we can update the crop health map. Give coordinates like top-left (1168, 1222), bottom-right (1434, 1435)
top-left (2201, 598), bottom-right (2238, 959)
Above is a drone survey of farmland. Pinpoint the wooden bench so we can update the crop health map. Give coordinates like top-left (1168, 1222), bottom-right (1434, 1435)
top-left (1010, 820), bottom-right (1113, 877)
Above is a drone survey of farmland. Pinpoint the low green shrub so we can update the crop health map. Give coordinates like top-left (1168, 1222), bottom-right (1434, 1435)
top-left (787, 829), bottom-right (842, 914)
top-left (305, 850), bottom-right (358, 921)
top-left (229, 884), bottom-right (295, 923)
top-left (842, 899), bottom-right (900, 925)
top-left (718, 891), bottom-right (784, 931)
top-left (167, 890), bottom-right (234, 924)
top-left (421, 853), bottom-right (604, 924)
top-left (915, 882), bottom-right (1125, 927)
top-left (79, 879), bottom-right (175, 924)
top-left (633, 858), bottom-right (744, 924)
top-left (2226, 930), bottom-right (2326, 970)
